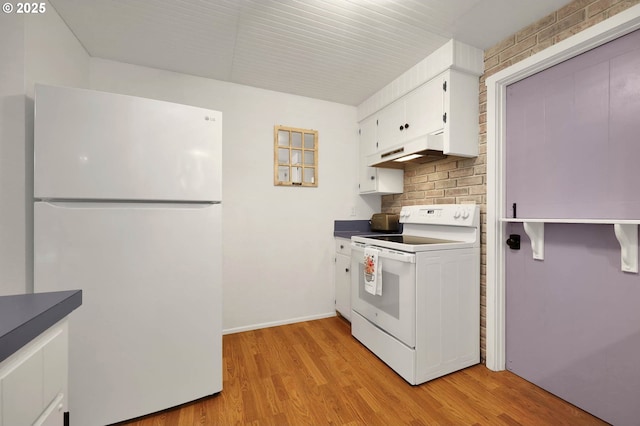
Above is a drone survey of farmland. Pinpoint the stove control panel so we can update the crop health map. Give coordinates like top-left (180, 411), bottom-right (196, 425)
top-left (400, 204), bottom-right (478, 227)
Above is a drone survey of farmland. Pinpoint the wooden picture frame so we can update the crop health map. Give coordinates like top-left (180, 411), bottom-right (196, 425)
top-left (274, 125), bottom-right (318, 187)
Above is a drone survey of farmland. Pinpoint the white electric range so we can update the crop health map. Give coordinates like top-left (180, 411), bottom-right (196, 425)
top-left (350, 204), bottom-right (480, 385)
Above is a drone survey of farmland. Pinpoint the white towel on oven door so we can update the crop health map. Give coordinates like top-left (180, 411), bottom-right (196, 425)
top-left (364, 247), bottom-right (382, 296)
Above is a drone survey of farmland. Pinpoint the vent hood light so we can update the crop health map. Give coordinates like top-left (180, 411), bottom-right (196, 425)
top-left (367, 133), bottom-right (446, 168)
top-left (393, 154), bottom-right (423, 162)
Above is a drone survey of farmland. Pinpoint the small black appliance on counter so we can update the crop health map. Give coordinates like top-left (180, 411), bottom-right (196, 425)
top-left (370, 213), bottom-right (399, 232)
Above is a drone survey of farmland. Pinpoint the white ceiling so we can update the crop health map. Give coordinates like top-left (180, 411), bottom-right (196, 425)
top-left (50, 0), bottom-right (572, 105)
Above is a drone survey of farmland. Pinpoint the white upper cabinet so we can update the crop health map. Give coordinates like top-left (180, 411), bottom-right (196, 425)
top-left (356, 40), bottom-right (483, 167)
top-left (376, 99), bottom-right (405, 153)
top-left (368, 70), bottom-right (478, 158)
top-left (378, 75), bottom-right (446, 153)
top-left (358, 116), bottom-right (403, 194)
top-left (404, 74), bottom-right (446, 140)
top-left (358, 140), bottom-right (403, 194)
top-left (359, 115), bottom-right (378, 157)
top-left (443, 70), bottom-right (480, 157)
top-left (362, 81), bottom-right (445, 157)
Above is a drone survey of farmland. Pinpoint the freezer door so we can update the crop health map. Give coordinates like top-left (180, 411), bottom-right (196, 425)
top-left (34, 85), bottom-right (221, 201)
top-left (34, 202), bottom-right (222, 426)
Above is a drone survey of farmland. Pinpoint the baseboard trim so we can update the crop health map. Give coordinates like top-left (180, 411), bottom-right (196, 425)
top-left (223, 312), bottom-right (337, 335)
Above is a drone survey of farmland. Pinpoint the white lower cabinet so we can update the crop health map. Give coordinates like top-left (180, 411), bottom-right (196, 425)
top-left (35, 393), bottom-right (65, 426)
top-left (0, 320), bottom-right (68, 426)
top-left (334, 238), bottom-right (352, 320)
top-left (1, 346), bottom-right (44, 425)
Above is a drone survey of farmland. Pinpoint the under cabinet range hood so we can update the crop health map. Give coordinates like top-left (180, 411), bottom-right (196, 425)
top-left (367, 133), bottom-right (446, 168)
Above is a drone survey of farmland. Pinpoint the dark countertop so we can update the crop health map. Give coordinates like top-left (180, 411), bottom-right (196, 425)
top-left (334, 219), bottom-right (402, 239)
top-left (334, 230), bottom-right (378, 239)
top-left (0, 290), bottom-right (82, 363)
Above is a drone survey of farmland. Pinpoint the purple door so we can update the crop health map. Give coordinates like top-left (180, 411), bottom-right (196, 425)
top-left (505, 29), bottom-right (640, 426)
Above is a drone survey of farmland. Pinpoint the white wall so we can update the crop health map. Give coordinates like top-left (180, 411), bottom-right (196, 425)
top-left (0, 14), bottom-right (27, 296)
top-left (24, 4), bottom-right (90, 98)
top-left (0, 2), bottom-right (89, 296)
top-left (89, 58), bottom-right (377, 332)
top-left (1, 3), bottom-right (375, 330)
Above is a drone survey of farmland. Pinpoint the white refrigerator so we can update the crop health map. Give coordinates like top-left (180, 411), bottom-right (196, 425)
top-left (33, 84), bottom-right (223, 426)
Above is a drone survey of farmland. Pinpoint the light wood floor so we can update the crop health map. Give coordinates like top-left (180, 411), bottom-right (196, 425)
top-left (119, 316), bottom-right (605, 425)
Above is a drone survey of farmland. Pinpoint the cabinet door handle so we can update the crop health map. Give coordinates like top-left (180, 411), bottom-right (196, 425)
top-left (345, 268), bottom-right (350, 273)
top-left (370, 176), bottom-right (375, 180)
top-left (404, 123), bottom-right (409, 129)
top-left (399, 125), bottom-right (404, 131)
top-left (340, 244), bottom-right (344, 249)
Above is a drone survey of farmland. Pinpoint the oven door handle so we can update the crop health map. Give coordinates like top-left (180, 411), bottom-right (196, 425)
top-left (376, 249), bottom-right (415, 263)
top-left (352, 243), bottom-right (415, 263)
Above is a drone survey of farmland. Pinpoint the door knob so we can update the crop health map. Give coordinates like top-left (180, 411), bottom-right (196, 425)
top-left (506, 234), bottom-right (521, 250)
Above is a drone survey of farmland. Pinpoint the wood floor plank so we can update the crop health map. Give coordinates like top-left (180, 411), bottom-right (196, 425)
top-left (119, 317), bottom-right (606, 426)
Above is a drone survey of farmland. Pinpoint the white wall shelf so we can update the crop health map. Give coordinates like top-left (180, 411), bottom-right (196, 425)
top-left (500, 218), bottom-right (640, 273)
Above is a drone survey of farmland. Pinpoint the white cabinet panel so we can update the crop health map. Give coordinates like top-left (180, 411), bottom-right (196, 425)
top-left (34, 84), bottom-right (222, 202)
top-left (0, 321), bottom-right (68, 426)
top-left (358, 115), bottom-right (378, 157)
top-left (1, 348), bottom-right (44, 426)
top-left (358, 157), bottom-right (377, 193)
top-left (358, 160), bottom-right (403, 194)
top-left (34, 394), bottom-right (65, 426)
top-left (443, 70), bottom-right (479, 157)
top-left (43, 326), bottom-right (68, 413)
top-left (334, 238), bottom-right (352, 320)
top-left (335, 254), bottom-right (351, 320)
top-left (358, 117), bottom-right (403, 195)
top-left (335, 238), bottom-right (351, 256)
top-left (404, 76), bottom-right (445, 141)
top-left (376, 99), bottom-right (405, 152)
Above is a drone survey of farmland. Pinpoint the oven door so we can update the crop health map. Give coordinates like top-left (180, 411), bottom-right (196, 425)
top-left (351, 242), bottom-right (416, 347)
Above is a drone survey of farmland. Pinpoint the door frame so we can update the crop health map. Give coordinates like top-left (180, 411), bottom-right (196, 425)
top-left (485, 4), bottom-right (640, 371)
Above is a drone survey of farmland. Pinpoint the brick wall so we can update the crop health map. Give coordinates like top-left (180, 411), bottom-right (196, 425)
top-left (381, 0), bottom-right (640, 362)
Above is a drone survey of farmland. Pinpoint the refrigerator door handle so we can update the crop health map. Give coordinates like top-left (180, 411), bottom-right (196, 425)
top-left (36, 201), bottom-right (219, 209)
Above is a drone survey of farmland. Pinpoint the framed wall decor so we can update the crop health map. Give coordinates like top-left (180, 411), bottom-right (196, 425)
top-left (274, 125), bottom-right (318, 187)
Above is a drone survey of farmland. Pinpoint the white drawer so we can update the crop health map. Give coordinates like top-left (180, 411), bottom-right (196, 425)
top-left (335, 238), bottom-right (351, 256)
